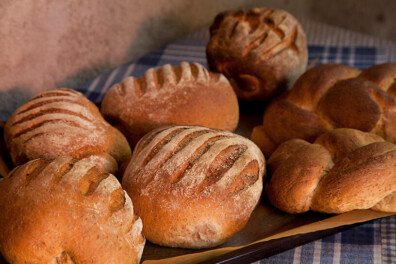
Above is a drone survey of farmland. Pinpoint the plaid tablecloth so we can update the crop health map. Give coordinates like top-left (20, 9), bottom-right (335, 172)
top-left (78, 18), bottom-right (395, 264)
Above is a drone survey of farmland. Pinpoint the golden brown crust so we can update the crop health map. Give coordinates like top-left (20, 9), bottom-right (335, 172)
top-left (122, 126), bottom-right (265, 248)
top-left (372, 192), bottom-right (396, 212)
top-left (253, 63), bottom-right (396, 157)
top-left (266, 138), bottom-right (310, 173)
top-left (101, 62), bottom-right (239, 147)
top-left (358, 63), bottom-right (396, 95)
top-left (206, 7), bottom-right (307, 101)
top-left (4, 88), bottom-right (131, 173)
top-left (267, 128), bottom-right (396, 214)
top-left (313, 128), bottom-right (384, 161)
top-left (0, 156), bottom-right (145, 263)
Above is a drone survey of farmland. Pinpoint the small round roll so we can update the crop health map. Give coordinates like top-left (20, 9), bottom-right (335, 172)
top-left (122, 126), bottom-right (265, 248)
top-left (0, 156), bottom-right (145, 263)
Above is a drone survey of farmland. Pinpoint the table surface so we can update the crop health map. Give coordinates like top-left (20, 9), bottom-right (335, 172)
top-left (75, 18), bottom-right (396, 264)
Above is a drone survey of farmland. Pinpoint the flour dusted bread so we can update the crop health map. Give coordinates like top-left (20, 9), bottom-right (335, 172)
top-left (4, 88), bottom-right (131, 173)
top-left (0, 156), bottom-right (145, 263)
top-left (122, 126), bottom-right (265, 248)
top-left (252, 63), bottom-right (396, 157)
top-left (101, 62), bottom-right (239, 147)
top-left (206, 7), bottom-right (307, 101)
top-left (267, 128), bottom-right (396, 214)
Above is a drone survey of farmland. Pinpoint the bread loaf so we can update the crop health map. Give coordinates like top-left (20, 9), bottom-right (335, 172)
top-left (267, 128), bottom-right (396, 214)
top-left (206, 7), bottom-right (307, 101)
top-left (4, 88), bottom-right (131, 173)
top-left (101, 62), bottom-right (239, 147)
top-left (122, 126), bottom-right (265, 248)
top-left (252, 63), bottom-right (396, 157)
top-left (0, 156), bottom-right (145, 263)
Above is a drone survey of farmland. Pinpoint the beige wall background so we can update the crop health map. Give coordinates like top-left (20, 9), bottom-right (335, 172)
top-left (1, 0), bottom-right (395, 118)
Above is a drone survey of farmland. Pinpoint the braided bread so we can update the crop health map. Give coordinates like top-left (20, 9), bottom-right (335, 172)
top-left (101, 62), bottom-right (239, 147)
top-left (4, 88), bottom-right (131, 173)
top-left (0, 156), bottom-right (145, 263)
top-left (206, 7), bottom-right (307, 101)
top-left (252, 63), bottom-right (396, 157)
top-left (267, 128), bottom-right (396, 214)
top-left (122, 126), bottom-right (265, 248)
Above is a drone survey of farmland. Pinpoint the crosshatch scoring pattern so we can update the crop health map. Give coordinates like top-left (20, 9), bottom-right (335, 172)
top-left (209, 8), bottom-right (302, 64)
top-left (73, 19), bottom-right (396, 263)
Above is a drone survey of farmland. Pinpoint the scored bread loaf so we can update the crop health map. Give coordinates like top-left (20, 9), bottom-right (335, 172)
top-left (0, 156), bottom-right (145, 263)
top-left (252, 63), bottom-right (396, 157)
top-left (122, 126), bottom-right (265, 248)
top-left (267, 128), bottom-right (396, 214)
top-left (4, 88), bottom-right (131, 173)
top-left (206, 7), bottom-right (307, 101)
top-left (101, 61), bottom-right (239, 147)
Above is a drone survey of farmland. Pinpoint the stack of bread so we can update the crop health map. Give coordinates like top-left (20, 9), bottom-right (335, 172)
top-left (0, 6), bottom-right (395, 264)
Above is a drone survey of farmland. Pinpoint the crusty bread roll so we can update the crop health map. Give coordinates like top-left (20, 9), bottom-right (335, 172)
top-left (252, 63), bottom-right (396, 157)
top-left (0, 156), bottom-right (145, 263)
top-left (206, 7), bottom-right (307, 101)
top-left (122, 126), bottom-right (265, 248)
top-left (267, 128), bottom-right (396, 214)
top-left (4, 88), bottom-right (131, 173)
top-left (101, 62), bottom-right (239, 147)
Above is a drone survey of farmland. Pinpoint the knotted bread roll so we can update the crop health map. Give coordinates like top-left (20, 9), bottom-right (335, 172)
top-left (267, 128), bottom-right (396, 214)
top-left (4, 88), bottom-right (131, 173)
top-left (101, 62), bottom-right (239, 147)
top-left (252, 63), bottom-right (396, 157)
top-left (0, 156), bottom-right (145, 263)
top-left (206, 7), bottom-right (308, 101)
top-left (122, 126), bottom-right (265, 248)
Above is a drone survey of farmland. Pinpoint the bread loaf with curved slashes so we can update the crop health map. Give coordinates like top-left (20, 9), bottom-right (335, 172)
top-left (206, 7), bottom-right (307, 101)
top-left (122, 126), bottom-right (265, 248)
top-left (101, 62), bottom-right (239, 147)
top-left (0, 156), bottom-right (145, 263)
top-left (4, 88), bottom-right (131, 173)
top-left (267, 128), bottom-right (396, 214)
top-left (252, 63), bottom-right (396, 157)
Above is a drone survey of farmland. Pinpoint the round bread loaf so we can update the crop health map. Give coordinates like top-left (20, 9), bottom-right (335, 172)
top-left (206, 7), bottom-right (307, 101)
top-left (4, 88), bottom-right (131, 173)
top-left (267, 128), bottom-right (396, 214)
top-left (252, 63), bottom-right (396, 157)
top-left (122, 126), bottom-right (265, 248)
top-left (101, 62), bottom-right (239, 147)
top-left (0, 156), bottom-right (145, 263)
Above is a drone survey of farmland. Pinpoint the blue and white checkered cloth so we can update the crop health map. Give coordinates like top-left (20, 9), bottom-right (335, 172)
top-left (77, 18), bottom-right (395, 264)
